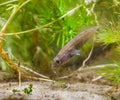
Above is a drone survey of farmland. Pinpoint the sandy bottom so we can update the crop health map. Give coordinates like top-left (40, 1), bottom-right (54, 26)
top-left (0, 81), bottom-right (114, 100)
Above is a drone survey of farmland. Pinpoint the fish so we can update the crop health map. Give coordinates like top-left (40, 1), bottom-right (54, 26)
top-left (52, 26), bottom-right (100, 67)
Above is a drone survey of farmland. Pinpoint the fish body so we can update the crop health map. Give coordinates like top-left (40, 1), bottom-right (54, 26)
top-left (52, 26), bottom-right (99, 67)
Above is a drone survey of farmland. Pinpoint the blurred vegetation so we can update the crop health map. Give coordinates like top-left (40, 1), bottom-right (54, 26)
top-left (0, 0), bottom-right (120, 82)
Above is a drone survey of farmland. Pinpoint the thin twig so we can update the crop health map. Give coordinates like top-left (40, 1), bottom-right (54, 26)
top-left (77, 64), bottom-right (118, 72)
top-left (18, 62), bottom-right (21, 86)
top-left (19, 64), bottom-right (49, 79)
top-left (24, 75), bottom-right (55, 82)
top-left (18, 70), bottom-right (21, 86)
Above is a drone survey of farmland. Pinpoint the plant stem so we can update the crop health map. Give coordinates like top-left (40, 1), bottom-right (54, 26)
top-left (0, 0), bottom-right (17, 6)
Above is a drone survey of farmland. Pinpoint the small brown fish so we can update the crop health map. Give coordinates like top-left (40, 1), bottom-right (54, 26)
top-left (52, 26), bottom-right (100, 67)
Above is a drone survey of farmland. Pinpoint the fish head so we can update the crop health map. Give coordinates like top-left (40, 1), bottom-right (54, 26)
top-left (52, 54), bottom-right (69, 67)
top-left (52, 56), bottom-right (61, 67)
top-left (52, 49), bottom-right (80, 67)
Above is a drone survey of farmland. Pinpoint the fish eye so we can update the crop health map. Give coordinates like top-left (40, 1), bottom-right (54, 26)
top-left (53, 57), bottom-right (61, 66)
top-left (56, 59), bottom-right (60, 64)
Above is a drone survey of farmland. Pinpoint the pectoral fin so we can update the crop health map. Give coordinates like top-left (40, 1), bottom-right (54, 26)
top-left (70, 49), bottom-right (80, 56)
